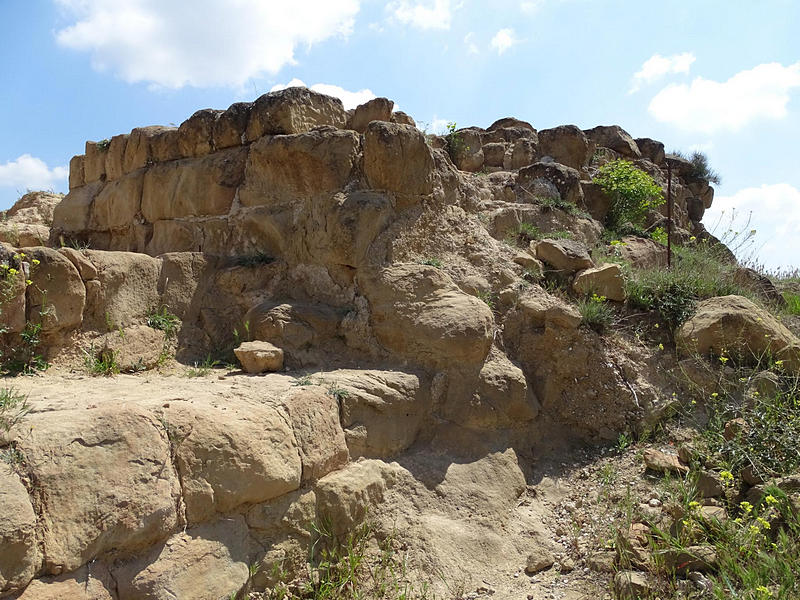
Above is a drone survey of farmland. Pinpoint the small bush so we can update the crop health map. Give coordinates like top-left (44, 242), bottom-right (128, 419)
top-left (147, 306), bottom-right (180, 338)
top-left (445, 122), bottom-right (468, 163)
top-left (537, 196), bottom-right (591, 218)
top-left (0, 387), bottom-right (29, 433)
top-left (673, 150), bottom-right (721, 184)
top-left (84, 347), bottom-right (120, 377)
top-left (649, 226), bottom-right (668, 245)
top-left (593, 159), bottom-right (664, 229)
top-left (510, 223), bottom-right (572, 247)
top-left (784, 292), bottom-right (800, 316)
top-left (578, 294), bottom-right (614, 333)
top-left (418, 257), bottom-right (442, 268)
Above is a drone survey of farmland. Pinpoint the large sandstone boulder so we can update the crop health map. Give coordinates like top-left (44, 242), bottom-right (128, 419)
top-left (234, 340), bottom-right (284, 373)
top-left (635, 138), bottom-right (665, 165)
top-left (284, 388), bottom-right (349, 481)
top-left (677, 295), bottom-right (800, 371)
top-left (240, 128), bottom-right (359, 208)
top-left (17, 406), bottom-right (181, 574)
top-left (346, 97), bottom-right (394, 133)
top-left (584, 125), bottom-right (641, 158)
top-left (90, 170), bottom-right (144, 231)
top-left (25, 247), bottom-right (86, 334)
top-left (537, 125), bottom-right (592, 170)
top-left (51, 181), bottom-right (103, 235)
top-left (363, 121), bottom-right (435, 196)
top-left (164, 402), bottom-right (301, 524)
top-left (245, 87), bottom-right (346, 140)
top-left (534, 239), bottom-right (594, 273)
top-left (141, 147), bottom-right (247, 222)
top-left (14, 563), bottom-right (116, 600)
top-left (517, 162), bottom-right (583, 205)
top-left (113, 517), bottom-right (250, 600)
top-left (0, 469), bottom-right (39, 595)
top-left (212, 102), bottom-right (252, 149)
top-left (358, 264), bottom-right (494, 369)
top-left (572, 263), bottom-right (626, 301)
top-left (315, 460), bottom-right (388, 534)
top-left (615, 236), bottom-right (667, 269)
top-left (0, 192), bottom-right (60, 247)
top-left (328, 370), bottom-right (428, 458)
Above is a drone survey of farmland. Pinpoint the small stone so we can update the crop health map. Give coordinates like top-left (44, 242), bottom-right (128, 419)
top-left (558, 557), bottom-right (575, 573)
top-left (614, 571), bottom-right (656, 599)
top-left (648, 498), bottom-right (662, 507)
top-left (697, 470), bottom-right (724, 498)
top-left (724, 418), bottom-right (748, 442)
top-left (643, 448), bottom-right (689, 474)
top-left (233, 341), bottom-right (284, 374)
top-left (525, 548), bottom-right (555, 574)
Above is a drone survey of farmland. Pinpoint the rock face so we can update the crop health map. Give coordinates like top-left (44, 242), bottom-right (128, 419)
top-left (677, 295), bottom-right (800, 371)
top-left (0, 87), bottom-right (731, 599)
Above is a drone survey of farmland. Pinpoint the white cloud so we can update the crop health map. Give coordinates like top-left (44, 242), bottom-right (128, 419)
top-left (269, 79), bottom-right (377, 110)
top-left (54, 0), bottom-right (360, 89)
top-left (464, 32), bottom-right (478, 55)
top-left (648, 61), bottom-right (800, 134)
top-left (629, 52), bottom-right (695, 93)
top-left (703, 183), bottom-right (800, 270)
top-left (387, 0), bottom-right (454, 30)
top-left (0, 155), bottom-right (68, 192)
top-left (520, 1), bottom-right (545, 14)
top-left (490, 28), bottom-right (517, 55)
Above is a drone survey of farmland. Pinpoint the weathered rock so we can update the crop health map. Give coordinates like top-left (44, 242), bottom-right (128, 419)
top-left (616, 523), bottom-right (651, 570)
top-left (0, 469), bottom-right (39, 595)
top-left (482, 142), bottom-right (508, 168)
top-left (734, 267), bottom-right (786, 306)
top-left (487, 117), bottom-right (535, 132)
top-left (572, 263), bottom-right (625, 301)
top-left (358, 264), bottom-right (494, 368)
top-left (18, 406), bottom-right (180, 573)
top-left (580, 180), bottom-right (611, 222)
top-left (614, 571), bottom-right (656, 600)
top-left (25, 247), bottom-right (86, 334)
top-left (245, 488), bottom-right (317, 537)
top-left (534, 238), bottom-right (594, 272)
top-left (57, 247), bottom-right (98, 280)
top-left (234, 340), bottom-right (284, 373)
top-left (364, 121), bottom-right (435, 196)
top-left (177, 109), bottom-right (221, 158)
top-left (615, 236), bottom-right (667, 269)
top-left (95, 324), bottom-right (167, 372)
top-left (123, 126), bottom-right (174, 173)
top-left (83, 141), bottom-right (108, 184)
top-left (390, 111), bottom-right (416, 127)
top-left (512, 251), bottom-right (544, 276)
top-left (524, 547), bottom-right (554, 574)
top-left (212, 102), bottom-right (252, 149)
top-left (245, 87), bottom-right (346, 140)
top-left (114, 517), bottom-right (249, 600)
top-left (677, 295), bottom-right (800, 371)
top-left (69, 155), bottom-right (85, 189)
top-left (663, 546), bottom-right (717, 574)
top-left (537, 125), bottom-right (592, 170)
top-left (82, 251), bottom-right (160, 330)
top-left (346, 97), bottom-right (394, 133)
top-left (697, 471), bottom-right (724, 498)
top-left (14, 563), bottom-right (116, 600)
top-left (164, 401), bottom-right (301, 524)
top-left (240, 128), bottom-right (359, 211)
top-left (315, 460), bottom-right (387, 534)
top-left (504, 138), bottom-right (537, 170)
top-left (518, 162), bottom-right (584, 209)
top-left (329, 370), bottom-right (428, 458)
top-left (284, 387), bottom-right (349, 481)
top-left (643, 448), bottom-right (688, 474)
top-left (90, 170), bottom-right (144, 231)
top-left (635, 137), bottom-right (665, 165)
top-left (586, 551), bottom-right (616, 573)
top-left (0, 259), bottom-right (27, 334)
top-left (141, 147), bottom-right (247, 222)
top-left (508, 293), bottom-right (582, 330)
top-left (584, 125), bottom-right (641, 158)
top-left (51, 181), bottom-right (103, 235)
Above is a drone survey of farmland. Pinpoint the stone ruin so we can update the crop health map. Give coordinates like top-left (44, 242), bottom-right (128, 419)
top-left (0, 86), bottom-right (730, 599)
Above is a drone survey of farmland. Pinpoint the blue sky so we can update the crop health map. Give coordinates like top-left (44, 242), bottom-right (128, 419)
top-left (1, 0), bottom-right (798, 269)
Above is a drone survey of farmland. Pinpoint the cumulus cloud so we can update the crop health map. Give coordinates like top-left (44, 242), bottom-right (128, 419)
top-left (520, 1), bottom-right (545, 14)
top-left (648, 61), bottom-right (800, 134)
top-left (54, 0), bottom-right (360, 89)
top-left (490, 28), bottom-right (517, 55)
top-left (703, 183), bottom-right (800, 270)
top-left (0, 155), bottom-right (68, 192)
top-left (269, 79), bottom-right (377, 110)
top-left (386, 0), bottom-right (454, 30)
top-left (629, 52), bottom-right (695, 93)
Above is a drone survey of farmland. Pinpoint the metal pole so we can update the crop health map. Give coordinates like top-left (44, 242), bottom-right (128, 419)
top-left (666, 161), bottom-right (672, 269)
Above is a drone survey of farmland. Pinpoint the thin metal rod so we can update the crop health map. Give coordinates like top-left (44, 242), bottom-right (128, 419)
top-left (667, 161), bottom-right (672, 269)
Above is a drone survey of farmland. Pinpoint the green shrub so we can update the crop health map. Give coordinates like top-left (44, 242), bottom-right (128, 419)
top-left (626, 242), bottom-right (753, 330)
top-left (784, 292), bottom-right (800, 316)
top-left (84, 347), bottom-right (120, 376)
top-left (649, 226), bottom-right (668, 245)
top-left (445, 122), bottom-right (468, 163)
top-left (0, 387), bottom-right (29, 433)
top-left (673, 150), bottom-right (721, 184)
top-left (147, 306), bottom-right (180, 338)
top-left (537, 195), bottom-right (591, 218)
top-left (593, 159), bottom-right (664, 229)
top-left (578, 293), bottom-right (614, 333)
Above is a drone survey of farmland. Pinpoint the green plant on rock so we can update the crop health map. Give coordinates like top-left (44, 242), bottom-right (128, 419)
top-left (146, 306), bottom-right (180, 338)
top-left (672, 150), bottom-right (721, 185)
top-left (84, 346), bottom-right (120, 377)
top-left (649, 226), bottom-right (668, 246)
top-left (577, 293), bottom-right (614, 333)
top-left (445, 122), bottom-right (469, 164)
top-left (593, 159), bottom-right (664, 229)
top-left (0, 387), bottom-right (29, 433)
